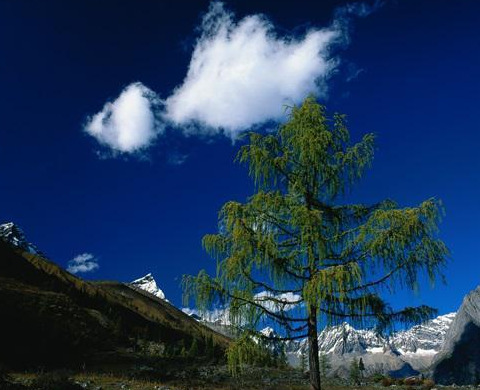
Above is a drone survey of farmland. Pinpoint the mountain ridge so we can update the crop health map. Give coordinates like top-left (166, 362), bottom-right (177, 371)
top-left (0, 222), bottom-right (229, 370)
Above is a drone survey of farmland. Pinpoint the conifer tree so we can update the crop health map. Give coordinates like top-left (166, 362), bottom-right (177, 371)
top-left (319, 353), bottom-right (330, 378)
top-left (188, 338), bottom-right (199, 358)
top-left (300, 349), bottom-right (307, 373)
top-left (350, 358), bottom-right (361, 385)
top-left (205, 335), bottom-right (215, 359)
top-left (183, 97), bottom-right (448, 390)
top-left (359, 357), bottom-right (365, 380)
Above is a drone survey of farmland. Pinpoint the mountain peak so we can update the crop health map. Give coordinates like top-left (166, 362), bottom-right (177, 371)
top-left (0, 222), bottom-right (41, 255)
top-left (129, 273), bottom-right (167, 301)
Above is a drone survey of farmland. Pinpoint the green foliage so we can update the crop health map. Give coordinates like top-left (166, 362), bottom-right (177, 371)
top-left (359, 357), bottom-right (365, 374)
top-left (371, 373), bottom-right (386, 383)
top-left (299, 350), bottom-right (307, 373)
top-left (205, 335), bottom-right (215, 359)
top-left (319, 353), bottom-right (330, 378)
top-left (183, 96), bottom-right (449, 385)
top-left (0, 239), bottom-right (229, 369)
top-left (226, 334), bottom-right (278, 376)
top-left (188, 338), bottom-right (199, 357)
top-left (349, 358), bottom-right (361, 385)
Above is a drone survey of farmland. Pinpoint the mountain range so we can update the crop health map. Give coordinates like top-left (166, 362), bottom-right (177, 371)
top-left (120, 263), bottom-right (460, 379)
top-left (1, 221), bottom-right (478, 383)
top-left (282, 313), bottom-right (455, 377)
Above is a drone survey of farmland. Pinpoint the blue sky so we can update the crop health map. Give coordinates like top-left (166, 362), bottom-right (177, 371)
top-left (0, 0), bottom-right (479, 316)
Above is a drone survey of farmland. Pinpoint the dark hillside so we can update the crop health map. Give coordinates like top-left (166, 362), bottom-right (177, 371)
top-left (0, 241), bottom-right (228, 369)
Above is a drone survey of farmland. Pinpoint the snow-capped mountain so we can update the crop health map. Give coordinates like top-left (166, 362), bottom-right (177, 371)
top-left (260, 326), bottom-right (276, 338)
top-left (391, 313), bottom-right (456, 355)
top-left (182, 307), bottom-right (238, 338)
top-left (129, 273), bottom-right (167, 301)
top-left (182, 307), bottom-right (231, 325)
top-left (0, 222), bottom-right (41, 255)
top-left (286, 313), bottom-right (456, 375)
top-left (316, 322), bottom-right (388, 355)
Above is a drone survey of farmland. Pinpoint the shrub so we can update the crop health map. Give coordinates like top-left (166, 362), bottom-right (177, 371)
top-left (404, 376), bottom-right (421, 386)
top-left (0, 365), bottom-right (26, 390)
top-left (423, 378), bottom-right (436, 390)
top-left (371, 373), bottom-right (385, 383)
top-left (396, 378), bottom-right (405, 385)
top-left (382, 377), bottom-right (394, 387)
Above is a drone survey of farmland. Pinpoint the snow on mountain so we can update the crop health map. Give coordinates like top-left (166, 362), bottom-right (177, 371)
top-left (391, 312), bottom-right (456, 355)
top-left (260, 327), bottom-right (276, 337)
top-left (0, 222), bottom-right (41, 255)
top-left (182, 307), bottom-right (239, 338)
top-left (129, 273), bottom-right (167, 301)
top-left (285, 313), bottom-right (456, 374)
top-left (182, 307), bottom-right (231, 325)
top-left (317, 322), bottom-right (388, 355)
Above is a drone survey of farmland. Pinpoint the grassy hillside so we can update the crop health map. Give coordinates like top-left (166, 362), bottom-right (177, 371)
top-left (0, 240), bottom-right (229, 369)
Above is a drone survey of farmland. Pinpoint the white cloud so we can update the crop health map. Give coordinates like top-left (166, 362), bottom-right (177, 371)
top-left (67, 253), bottom-right (99, 274)
top-left (84, 2), bottom-right (379, 154)
top-left (254, 291), bottom-right (303, 313)
top-left (84, 82), bottom-right (163, 154)
top-left (163, 1), bottom-right (342, 138)
top-left (183, 291), bottom-right (301, 326)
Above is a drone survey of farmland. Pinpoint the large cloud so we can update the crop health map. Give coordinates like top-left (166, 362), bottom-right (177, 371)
top-left (84, 82), bottom-right (162, 154)
top-left (67, 253), bottom-right (99, 274)
top-left (164, 2), bottom-right (341, 137)
top-left (84, 2), bottom-right (377, 155)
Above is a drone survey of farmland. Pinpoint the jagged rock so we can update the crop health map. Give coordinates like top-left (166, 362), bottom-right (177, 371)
top-left (0, 222), bottom-right (42, 255)
top-left (285, 314), bottom-right (455, 376)
top-left (432, 286), bottom-right (480, 385)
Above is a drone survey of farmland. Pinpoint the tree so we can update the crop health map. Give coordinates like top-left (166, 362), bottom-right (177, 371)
top-left (205, 335), bottom-right (215, 359)
top-left (188, 338), bottom-right (199, 358)
top-left (359, 357), bottom-right (365, 380)
top-left (319, 353), bottom-right (330, 378)
top-left (300, 349), bottom-right (308, 373)
top-left (183, 97), bottom-right (448, 390)
top-left (350, 358), bottom-right (361, 385)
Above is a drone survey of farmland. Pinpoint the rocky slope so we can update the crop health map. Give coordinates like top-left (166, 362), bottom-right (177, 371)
top-left (391, 313), bottom-right (456, 371)
top-left (0, 222), bottom-right (41, 255)
top-left (432, 287), bottom-right (480, 384)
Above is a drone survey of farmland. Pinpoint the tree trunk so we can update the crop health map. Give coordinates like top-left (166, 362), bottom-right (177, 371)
top-left (308, 305), bottom-right (321, 390)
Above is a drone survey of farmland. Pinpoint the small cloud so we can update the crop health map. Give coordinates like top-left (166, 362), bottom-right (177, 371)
top-left (67, 253), bottom-right (99, 274)
top-left (84, 82), bottom-right (164, 156)
top-left (163, 1), bottom-right (342, 138)
top-left (254, 291), bottom-right (302, 313)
